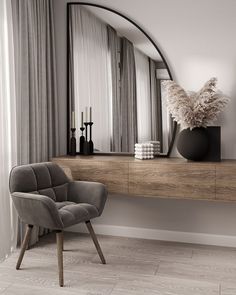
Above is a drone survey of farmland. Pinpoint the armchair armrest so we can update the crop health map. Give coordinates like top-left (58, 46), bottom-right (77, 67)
top-left (11, 192), bottom-right (63, 230)
top-left (68, 181), bottom-right (107, 216)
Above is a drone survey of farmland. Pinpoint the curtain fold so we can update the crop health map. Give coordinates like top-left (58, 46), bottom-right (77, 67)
top-left (0, 0), bottom-right (18, 261)
top-left (149, 59), bottom-right (163, 148)
top-left (12, 0), bottom-right (59, 164)
top-left (120, 38), bottom-right (137, 152)
top-left (107, 26), bottom-right (121, 152)
top-left (69, 6), bottom-right (112, 152)
top-left (11, 0), bottom-right (59, 245)
top-left (134, 48), bottom-right (151, 143)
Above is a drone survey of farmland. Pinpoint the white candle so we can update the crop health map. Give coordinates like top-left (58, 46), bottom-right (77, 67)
top-left (90, 107), bottom-right (92, 122)
top-left (71, 111), bottom-right (75, 128)
top-left (85, 107), bottom-right (88, 122)
top-left (81, 111), bottom-right (83, 127)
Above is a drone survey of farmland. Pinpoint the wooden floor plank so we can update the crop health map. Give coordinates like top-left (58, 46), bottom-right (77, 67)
top-left (111, 276), bottom-right (219, 295)
top-left (157, 260), bottom-right (236, 284)
top-left (1, 232), bottom-right (236, 294)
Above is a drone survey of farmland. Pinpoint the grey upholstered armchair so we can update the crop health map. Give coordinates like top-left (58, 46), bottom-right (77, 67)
top-left (9, 162), bottom-right (107, 287)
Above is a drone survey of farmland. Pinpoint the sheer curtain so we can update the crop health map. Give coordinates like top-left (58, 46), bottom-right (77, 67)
top-left (107, 26), bottom-right (121, 152)
top-left (0, 0), bottom-right (18, 261)
top-left (120, 38), bottom-right (137, 152)
top-left (150, 59), bottom-right (163, 146)
top-left (69, 6), bottom-right (112, 152)
top-left (134, 48), bottom-right (151, 142)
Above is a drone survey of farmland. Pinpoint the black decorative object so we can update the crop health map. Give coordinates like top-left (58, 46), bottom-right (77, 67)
top-left (177, 127), bottom-right (209, 161)
top-left (202, 126), bottom-right (221, 162)
top-left (177, 126), bottom-right (221, 162)
top-left (79, 127), bottom-right (85, 154)
top-left (83, 122), bottom-right (90, 155)
top-left (70, 128), bottom-right (76, 156)
top-left (88, 122), bottom-right (94, 154)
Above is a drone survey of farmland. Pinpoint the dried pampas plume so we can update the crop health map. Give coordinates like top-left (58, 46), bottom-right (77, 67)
top-left (162, 78), bottom-right (229, 129)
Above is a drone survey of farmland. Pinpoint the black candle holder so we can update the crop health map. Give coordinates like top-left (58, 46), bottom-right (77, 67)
top-left (88, 122), bottom-right (94, 154)
top-left (70, 128), bottom-right (76, 156)
top-left (83, 122), bottom-right (90, 155)
top-left (79, 127), bottom-right (85, 154)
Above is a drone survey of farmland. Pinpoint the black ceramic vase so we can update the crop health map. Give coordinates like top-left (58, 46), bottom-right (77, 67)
top-left (177, 127), bottom-right (209, 161)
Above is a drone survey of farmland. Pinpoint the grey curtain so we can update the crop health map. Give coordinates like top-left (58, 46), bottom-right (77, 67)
top-left (11, 0), bottom-right (59, 245)
top-left (107, 26), bottom-right (121, 152)
top-left (68, 6), bottom-right (75, 114)
top-left (120, 38), bottom-right (137, 152)
top-left (149, 58), bottom-right (163, 150)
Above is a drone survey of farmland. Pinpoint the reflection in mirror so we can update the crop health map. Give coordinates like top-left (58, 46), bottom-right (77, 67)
top-left (68, 4), bottom-right (174, 154)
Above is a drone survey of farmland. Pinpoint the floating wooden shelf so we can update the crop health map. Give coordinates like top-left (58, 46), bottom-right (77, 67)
top-left (52, 156), bottom-right (236, 202)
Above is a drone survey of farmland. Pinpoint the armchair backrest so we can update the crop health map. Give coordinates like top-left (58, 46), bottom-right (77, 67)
top-left (9, 162), bottom-right (70, 202)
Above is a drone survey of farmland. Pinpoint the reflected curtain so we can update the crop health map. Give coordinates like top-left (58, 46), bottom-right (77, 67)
top-left (149, 59), bottom-right (163, 148)
top-left (107, 26), bottom-right (121, 152)
top-left (69, 6), bottom-right (112, 152)
top-left (134, 48), bottom-right (151, 143)
top-left (0, 0), bottom-right (18, 261)
top-left (11, 0), bottom-right (59, 245)
top-left (120, 38), bottom-right (137, 152)
top-left (134, 49), bottom-right (163, 148)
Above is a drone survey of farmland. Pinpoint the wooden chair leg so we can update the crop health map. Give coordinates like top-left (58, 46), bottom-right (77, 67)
top-left (16, 224), bottom-right (33, 270)
top-left (56, 231), bottom-right (64, 287)
top-left (85, 221), bottom-right (106, 264)
top-left (61, 231), bottom-right (64, 251)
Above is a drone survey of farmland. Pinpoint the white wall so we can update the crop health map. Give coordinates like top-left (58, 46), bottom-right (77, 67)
top-left (53, 0), bottom-right (236, 246)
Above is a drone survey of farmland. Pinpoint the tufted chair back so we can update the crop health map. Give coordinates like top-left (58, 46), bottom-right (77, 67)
top-left (9, 162), bottom-right (70, 202)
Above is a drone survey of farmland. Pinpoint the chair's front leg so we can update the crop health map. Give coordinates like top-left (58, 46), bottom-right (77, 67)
top-left (56, 230), bottom-right (64, 287)
top-left (85, 221), bottom-right (106, 264)
top-left (16, 224), bottom-right (33, 270)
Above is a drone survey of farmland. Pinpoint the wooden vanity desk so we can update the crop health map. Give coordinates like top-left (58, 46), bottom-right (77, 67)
top-left (52, 156), bottom-right (236, 202)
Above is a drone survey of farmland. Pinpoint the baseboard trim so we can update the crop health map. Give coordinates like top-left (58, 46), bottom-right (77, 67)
top-left (66, 223), bottom-right (236, 248)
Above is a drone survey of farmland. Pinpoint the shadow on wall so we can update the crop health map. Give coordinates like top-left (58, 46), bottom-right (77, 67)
top-left (75, 194), bottom-right (236, 237)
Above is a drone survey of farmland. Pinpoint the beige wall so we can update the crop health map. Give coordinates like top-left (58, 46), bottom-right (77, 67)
top-left (53, 0), bottom-right (236, 242)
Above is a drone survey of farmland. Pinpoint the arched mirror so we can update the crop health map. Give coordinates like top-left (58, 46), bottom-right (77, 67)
top-left (67, 3), bottom-right (176, 156)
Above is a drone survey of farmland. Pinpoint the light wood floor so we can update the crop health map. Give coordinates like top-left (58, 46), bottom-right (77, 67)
top-left (1, 232), bottom-right (236, 294)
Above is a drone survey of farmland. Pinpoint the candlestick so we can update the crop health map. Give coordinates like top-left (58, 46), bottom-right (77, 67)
top-left (81, 111), bottom-right (83, 127)
top-left (70, 128), bottom-right (76, 156)
top-left (88, 122), bottom-right (94, 154)
top-left (79, 127), bottom-right (85, 154)
top-left (83, 122), bottom-right (90, 155)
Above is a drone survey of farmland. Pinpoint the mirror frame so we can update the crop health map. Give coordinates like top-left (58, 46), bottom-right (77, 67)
top-left (67, 2), bottom-right (177, 157)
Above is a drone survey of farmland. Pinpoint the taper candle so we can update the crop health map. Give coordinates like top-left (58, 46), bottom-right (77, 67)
top-left (71, 111), bottom-right (75, 128)
top-left (90, 107), bottom-right (92, 122)
top-left (81, 111), bottom-right (83, 127)
top-left (85, 107), bottom-right (88, 122)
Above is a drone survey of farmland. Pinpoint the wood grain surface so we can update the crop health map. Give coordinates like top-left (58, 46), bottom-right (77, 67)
top-left (129, 162), bottom-right (216, 199)
top-left (52, 156), bottom-right (236, 202)
top-left (2, 232), bottom-right (236, 294)
top-left (216, 164), bottom-right (236, 201)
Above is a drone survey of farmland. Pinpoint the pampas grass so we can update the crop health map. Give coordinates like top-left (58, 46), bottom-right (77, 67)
top-left (163, 77), bottom-right (229, 129)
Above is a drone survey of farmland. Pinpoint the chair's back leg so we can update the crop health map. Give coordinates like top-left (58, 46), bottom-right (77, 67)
top-left (56, 230), bottom-right (64, 287)
top-left (85, 221), bottom-right (106, 264)
top-left (16, 224), bottom-right (33, 270)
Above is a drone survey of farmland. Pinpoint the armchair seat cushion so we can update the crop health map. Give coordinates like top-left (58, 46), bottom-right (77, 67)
top-left (58, 202), bottom-right (99, 228)
top-left (55, 201), bottom-right (75, 210)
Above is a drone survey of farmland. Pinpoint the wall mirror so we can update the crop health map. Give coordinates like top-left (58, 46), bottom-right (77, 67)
top-left (67, 3), bottom-right (176, 156)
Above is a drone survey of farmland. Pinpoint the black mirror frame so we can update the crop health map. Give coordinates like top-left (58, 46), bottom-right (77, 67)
top-left (67, 2), bottom-right (177, 157)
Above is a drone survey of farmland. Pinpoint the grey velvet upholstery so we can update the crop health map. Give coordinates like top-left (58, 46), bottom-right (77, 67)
top-left (9, 162), bottom-right (107, 230)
